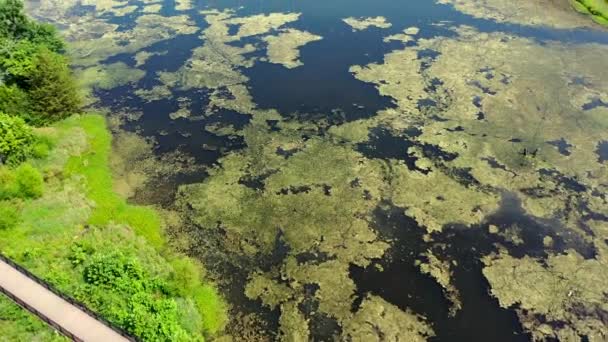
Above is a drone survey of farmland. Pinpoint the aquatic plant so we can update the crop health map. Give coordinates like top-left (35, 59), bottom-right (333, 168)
top-left (343, 16), bottom-right (392, 31)
top-left (437, 0), bottom-right (601, 28)
top-left (263, 29), bottom-right (322, 68)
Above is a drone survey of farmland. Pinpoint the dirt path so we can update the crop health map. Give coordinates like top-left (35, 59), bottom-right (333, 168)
top-left (0, 259), bottom-right (132, 342)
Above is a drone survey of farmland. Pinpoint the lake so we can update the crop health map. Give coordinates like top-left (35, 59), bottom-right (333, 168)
top-left (27, 0), bottom-right (608, 340)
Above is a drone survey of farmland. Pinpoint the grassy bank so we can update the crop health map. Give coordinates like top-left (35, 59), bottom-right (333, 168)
top-left (0, 115), bottom-right (226, 341)
top-left (571, 0), bottom-right (608, 25)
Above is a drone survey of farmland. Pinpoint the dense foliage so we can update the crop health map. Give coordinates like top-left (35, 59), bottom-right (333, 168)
top-left (0, 0), bottom-right (63, 51)
top-left (27, 48), bottom-right (82, 124)
top-left (0, 0), bottom-right (80, 125)
top-left (0, 163), bottom-right (43, 200)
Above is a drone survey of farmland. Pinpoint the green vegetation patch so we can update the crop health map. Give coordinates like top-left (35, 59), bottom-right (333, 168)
top-left (60, 115), bottom-right (164, 248)
top-left (0, 113), bottom-right (35, 165)
top-left (571, 0), bottom-right (608, 26)
top-left (483, 250), bottom-right (608, 340)
top-left (0, 294), bottom-right (67, 341)
top-left (0, 114), bottom-right (227, 341)
top-left (262, 29), bottom-right (322, 69)
top-left (78, 62), bottom-right (146, 94)
top-left (342, 16), bottom-right (392, 31)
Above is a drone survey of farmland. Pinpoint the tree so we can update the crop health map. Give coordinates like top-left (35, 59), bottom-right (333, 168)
top-left (27, 48), bottom-right (81, 125)
top-left (0, 0), bottom-right (29, 40)
top-left (25, 22), bottom-right (64, 52)
top-left (0, 0), bottom-right (63, 51)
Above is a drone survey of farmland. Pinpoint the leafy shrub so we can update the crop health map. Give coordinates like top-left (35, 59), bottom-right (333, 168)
top-left (0, 39), bottom-right (40, 86)
top-left (23, 22), bottom-right (64, 52)
top-left (0, 203), bottom-right (18, 229)
top-left (83, 253), bottom-right (144, 287)
top-left (0, 163), bottom-right (43, 200)
top-left (0, 84), bottom-right (30, 116)
top-left (168, 257), bottom-right (203, 297)
top-left (0, 166), bottom-right (18, 199)
top-left (80, 252), bottom-right (196, 341)
top-left (31, 141), bottom-right (50, 159)
top-left (14, 163), bottom-right (43, 198)
top-left (0, 112), bottom-right (34, 165)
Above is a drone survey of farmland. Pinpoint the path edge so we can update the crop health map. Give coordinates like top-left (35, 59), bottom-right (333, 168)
top-left (0, 253), bottom-right (136, 341)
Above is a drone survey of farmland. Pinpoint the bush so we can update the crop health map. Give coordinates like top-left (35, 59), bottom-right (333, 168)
top-left (168, 257), bottom-right (203, 297)
top-left (80, 252), bottom-right (195, 341)
top-left (83, 253), bottom-right (144, 287)
top-left (23, 22), bottom-right (64, 52)
top-left (0, 112), bottom-right (34, 165)
top-left (0, 39), bottom-right (40, 86)
top-left (30, 140), bottom-right (50, 159)
top-left (0, 167), bottom-right (18, 199)
top-left (0, 84), bottom-right (30, 116)
top-left (0, 163), bottom-right (43, 200)
top-left (27, 48), bottom-right (81, 125)
top-left (14, 163), bottom-right (43, 198)
top-left (0, 203), bottom-right (19, 229)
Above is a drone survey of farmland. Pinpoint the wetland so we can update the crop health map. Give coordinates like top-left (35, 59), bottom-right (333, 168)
top-left (23, 0), bottom-right (608, 340)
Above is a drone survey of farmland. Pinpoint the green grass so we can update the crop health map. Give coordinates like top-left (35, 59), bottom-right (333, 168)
top-left (194, 284), bottom-right (228, 335)
top-left (0, 294), bottom-right (67, 342)
top-left (60, 115), bottom-right (164, 248)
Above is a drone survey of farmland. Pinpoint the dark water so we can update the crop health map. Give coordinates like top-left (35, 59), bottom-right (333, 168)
top-left (96, 0), bottom-right (608, 169)
top-left (80, 0), bottom-right (608, 340)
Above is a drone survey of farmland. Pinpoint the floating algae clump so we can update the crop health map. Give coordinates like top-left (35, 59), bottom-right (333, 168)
top-left (343, 16), bottom-right (392, 31)
top-left (436, 0), bottom-right (601, 28)
top-left (134, 85), bottom-right (172, 102)
top-left (483, 250), bottom-right (608, 341)
top-left (351, 26), bottom-right (608, 235)
top-left (77, 62), bottom-right (145, 91)
top-left (67, 14), bottom-right (199, 66)
top-left (263, 29), bottom-right (322, 68)
top-left (157, 10), bottom-right (303, 90)
top-left (343, 295), bottom-right (435, 341)
top-left (383, 26), bottom-right (420, 43)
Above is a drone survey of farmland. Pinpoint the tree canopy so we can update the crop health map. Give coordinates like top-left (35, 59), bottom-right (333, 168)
top-left (0, 0), bottom-right (80, 125)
